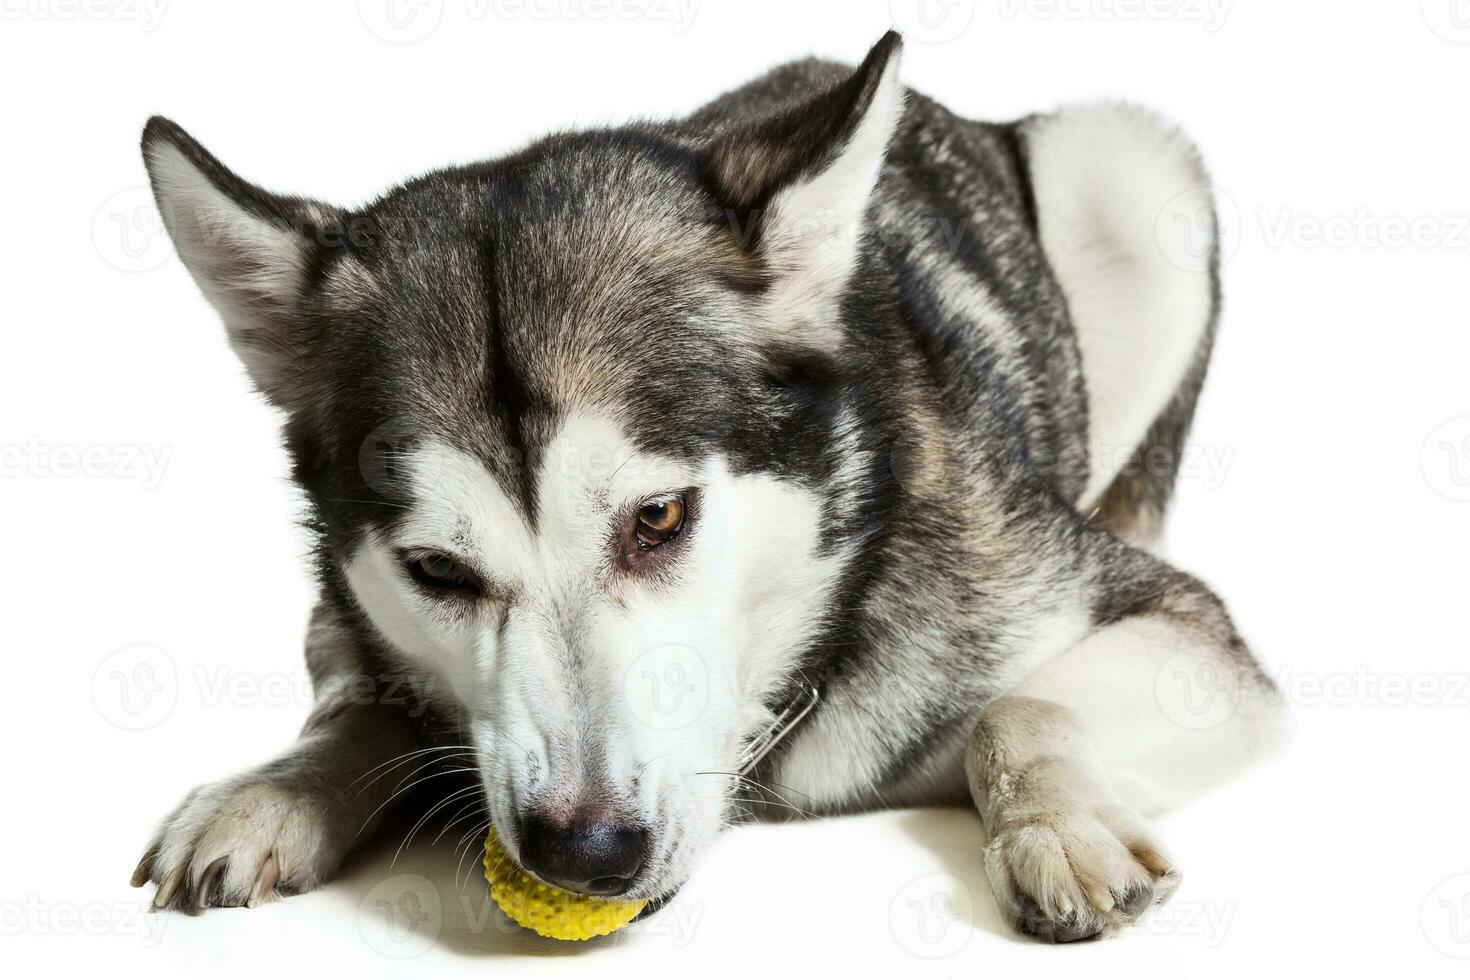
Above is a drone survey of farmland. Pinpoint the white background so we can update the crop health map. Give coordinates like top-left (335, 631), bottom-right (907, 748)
top-left (4, 1), bottom-right (1470, 976)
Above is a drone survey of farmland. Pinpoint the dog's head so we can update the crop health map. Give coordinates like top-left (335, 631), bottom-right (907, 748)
top-left (143, 34), bottom-right (903, 902)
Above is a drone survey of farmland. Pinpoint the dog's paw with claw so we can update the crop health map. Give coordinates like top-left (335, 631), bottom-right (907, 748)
top-left (983, 803), bottom-right (1180, 942)
top-left (132, 778), bottom-right (348, 911)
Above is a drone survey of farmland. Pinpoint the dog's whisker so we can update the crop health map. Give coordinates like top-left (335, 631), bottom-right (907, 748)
top-left (323, 497), bottom-right (413, 511)
top-left (432, 798), bottom-right (489, 847)
top-left (358, 766), bottom-right (478, 837)
top-left (351, 745), bottom-right (474, 794)
top-left (389, 752), bottom-right (478, 796)
top-left (695, 769), bottom-right (815, 800)
top-left (393, 783), bottom-right (482, 867)
top-left (457, 820), bottom-right (493, 891)
top-left (696, 770), bottom-right (817, 818)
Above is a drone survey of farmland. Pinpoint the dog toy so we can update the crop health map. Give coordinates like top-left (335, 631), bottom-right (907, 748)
top-left (483, 827), bottom-right (646, 941)
top-left (482, 684), bottom-right (822, 941)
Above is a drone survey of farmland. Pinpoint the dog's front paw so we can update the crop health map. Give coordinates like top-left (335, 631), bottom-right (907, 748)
top-left (132, 776), bottom-right (350, 911)
top-left (983, 803), bottom-right (1180, 943)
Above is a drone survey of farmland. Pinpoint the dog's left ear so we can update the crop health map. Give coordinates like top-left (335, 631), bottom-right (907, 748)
top-left (707, 31), bottom-right (905, 350)
top-left (141, 116), bottom-right (342, 410)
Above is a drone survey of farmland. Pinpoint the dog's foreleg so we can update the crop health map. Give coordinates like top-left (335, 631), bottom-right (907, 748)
top-left (967, 541), bottom-right (1288, 941)
top-left (132, 602), bottom-right (447, 910)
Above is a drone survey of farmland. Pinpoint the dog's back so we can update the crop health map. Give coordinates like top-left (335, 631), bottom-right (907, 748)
top-left (677, 57), bottom-right (1217, 538)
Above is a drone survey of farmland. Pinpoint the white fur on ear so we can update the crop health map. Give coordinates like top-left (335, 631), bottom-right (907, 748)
top-left (758, 47), bottom-right (905, 348)
top-left (143, 120), bottom-right (328, 405)
top-left (708, 33), bottom-right (907, 352)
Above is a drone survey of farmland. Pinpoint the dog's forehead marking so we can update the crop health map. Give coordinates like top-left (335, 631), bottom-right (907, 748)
top-left (405, 439), bottom-right (534, 558)
top-left (403, 411), bottom-right (696, 587)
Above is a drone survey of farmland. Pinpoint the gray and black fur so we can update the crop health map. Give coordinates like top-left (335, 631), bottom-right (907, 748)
top-left (131, 33), bottom-right (1286, 942)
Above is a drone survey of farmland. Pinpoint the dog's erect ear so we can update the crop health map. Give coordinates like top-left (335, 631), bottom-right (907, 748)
top-left (707, 31), bottom-right (905, 349)
top-left (142, 117), bottom-right (341, 408)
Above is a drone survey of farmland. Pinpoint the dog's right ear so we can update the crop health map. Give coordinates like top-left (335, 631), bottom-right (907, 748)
top-left (142, 117), bottom-right (341, 409)
top-left (706, 32), bottom-right (905, 353)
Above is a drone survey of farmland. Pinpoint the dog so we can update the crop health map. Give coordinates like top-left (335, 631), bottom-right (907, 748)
top-left (131, 32), bottom-right (1288, 942)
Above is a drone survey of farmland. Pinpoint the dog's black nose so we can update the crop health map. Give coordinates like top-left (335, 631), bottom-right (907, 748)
top-left (517, 813), bottom-right (648, 897)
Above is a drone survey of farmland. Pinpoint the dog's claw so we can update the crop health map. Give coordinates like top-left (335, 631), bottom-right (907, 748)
top-left (196, 857), bottom-right (228, 910)
top-left (247, 854), bottom-right (281, 908)
top-left (131, 847), bottom-right (157, 889)
top-left (1086, 884), bottom-right (1116, 913)
top-left (153, 867), bottom-right (184, 909)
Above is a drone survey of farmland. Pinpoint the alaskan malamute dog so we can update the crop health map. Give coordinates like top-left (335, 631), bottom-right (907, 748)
top-left (132, 32), bottom-right (1287, 942)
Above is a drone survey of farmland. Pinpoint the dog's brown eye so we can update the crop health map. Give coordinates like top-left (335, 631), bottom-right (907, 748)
top-left (408, 552), bottom-right (478, 592)
top-left (636, 496), bottom-right (685, 548)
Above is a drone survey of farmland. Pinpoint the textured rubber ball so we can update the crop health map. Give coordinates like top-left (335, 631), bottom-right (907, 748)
top-left (483, 826), bottom-right (647, 941)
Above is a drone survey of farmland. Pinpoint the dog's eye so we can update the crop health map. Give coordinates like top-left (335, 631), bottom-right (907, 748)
top-left (407, 552), bottom-right (479, 592)
top-left (635, 495), bottom-right (685, 549)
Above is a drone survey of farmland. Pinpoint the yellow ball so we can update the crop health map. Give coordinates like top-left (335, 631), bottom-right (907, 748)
top-left (483, 827), bottom-right (647, 941)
